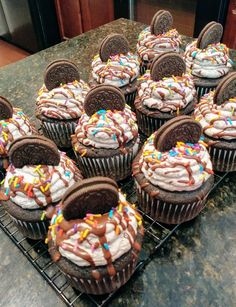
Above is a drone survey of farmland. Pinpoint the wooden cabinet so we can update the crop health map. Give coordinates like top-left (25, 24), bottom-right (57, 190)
top-left (55, 0), bottom-right (114, 40)
top-left (223, 0), bottom-right (236, 49)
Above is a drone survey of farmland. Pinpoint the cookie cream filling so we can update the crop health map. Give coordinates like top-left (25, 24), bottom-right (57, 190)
top-left (140, 134), bottom-right (213, 192)
top-left (194, 91), bottom-right (236, 140)
top-left (91, 52), bottom-right (139, 87)
top-left (73, 106), bottom-right (138, 149)
top-left (0, 108), bottom-right (34, 157)
top-left (4, 153), bottom-right (82, 209)
top-left (36, 80), bottom-right (90, 120)
top-left (49, 193), bottom-right (142, 267)
top-left (184, 41), bottom-right (232, 79)
top-left (137, 27), bottom-right (181, 62)
top-left (137, 73), bottom-right (196, 112)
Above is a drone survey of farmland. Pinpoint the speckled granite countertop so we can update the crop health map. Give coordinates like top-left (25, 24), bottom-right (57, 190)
top-left (0, 19), bottom-right (236, 307)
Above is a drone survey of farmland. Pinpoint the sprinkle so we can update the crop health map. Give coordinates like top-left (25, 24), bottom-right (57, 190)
top-left (44, 183), bottom-right (51, 191)
top-left (73, 224), bottom-right (78, 233)
top-left (82, 229), bottom-right (90, 239)
top-left (80, 149), bottom-right (87, 157)
top-left (199, 140), bottom-right (208, 147)
top-left (118, 203), bottom-right (123, 212)
top-left (103, 243), bottom-right (109, 250)
top-left (5, 187), bottom-right (10, 196)
top-left (138, 220), bottom-right (142, 226)
top-left (65, 171), bottom-right (71, 177)
top-left (91, 244), bottom-right (96, 253)
top-left (0, 179), bottom-right (5, 185)
top-left (9, 176), bottom-right (15, 184)
top-left (115, 225), bottom-right (120, 235)
top-left (59, 229), bottom-right (63, 237)
top-left (176, 107), bottom-right (180, 116)
top-left (93, 214), bottom-right (102, 217)
top-left (135, 214), bottom-right (142, 221)
top-left (45, 238), bottom-right (48, 244)
top-left (41, 211), bottom-right (46, 221)
top-left (227, 118), bottom-right (233, 125)
top-left (85, 219), bottom-right (95, 226)
top-left (24, 183), bottom-right (29, 191)
top-left (199, 165), bottom-right (204, 172)
top-left (108, 210), bottom-right (113, 219)
top-left (34, 165), bottom-right (42, 172)
top-left (40, 186), bottom-right (45, 193)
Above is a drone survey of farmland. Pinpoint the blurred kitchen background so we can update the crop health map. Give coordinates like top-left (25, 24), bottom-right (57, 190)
top-left (0, 0), bottom-right (235, 66)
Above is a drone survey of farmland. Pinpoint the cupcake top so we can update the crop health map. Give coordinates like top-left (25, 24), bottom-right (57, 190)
top-left (0, 97), bottom-right (34, 157)
top-left (137, 10), bottom-right (181, 62)
top-left (36, 59), bottom-right (89, 120)
top-left (47, 177), bottom-right (143, 270)
top-left (73, 85), bottom-right (138, 150)
top-left (1, 135), bottom-right (82, 209)
top-left (138, 116), bottom-right (213, 192)
top-left (91, 34), bottom-right (139, 88)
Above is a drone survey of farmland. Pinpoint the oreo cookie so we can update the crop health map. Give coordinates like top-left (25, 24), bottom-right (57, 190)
top-left (0, 96), bottom-right (13, 120)
top-left (150, 52), bottom-right (186, 81)
top-left (150, 10), bottom-right (173, 35)
top-left (197, 21), bottom-right (223, 49)
top-left (84, 84), bottom-right (126, 116)
top-left (214, 72), bottom-right (236, 105)
top-left (154, 116), bottom-right (202, 152)
top-left (9, 135), bottom-right (60, 168)
top-left (99, 34), bottom-right (129, 62)
top-left (44, 59), bottom-right (80, 91)
top-left (62, 177), bottom-right (119, 220)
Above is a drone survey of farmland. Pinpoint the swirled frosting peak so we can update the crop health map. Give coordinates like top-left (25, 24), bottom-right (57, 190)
top-left (36, 80), bottom-right (90, 120)
top-left (184, 41), bottom-right (233, 78)
top-left (137, 72), bottom-right (196, 112)
top-left (91, 52), bottom-right (139, 87)
top-left (140, 134), bottom-right (213, 191)
top-left (137, 27), bottom-right (181, 62)
top-left (73, 105), bottom-right (138, 150)
top-left (194, 91), bottom-right (236, 140)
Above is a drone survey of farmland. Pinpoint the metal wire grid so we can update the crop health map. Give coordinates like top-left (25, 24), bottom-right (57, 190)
top-left (0, 170), bottom-right (228, 307)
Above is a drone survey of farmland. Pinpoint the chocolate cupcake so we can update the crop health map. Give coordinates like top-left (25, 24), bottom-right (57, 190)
top-left (137, 10), bottom-right (181, 75)
top-left (72, 85), bottom-right (139, 181)
top-left (89, 34), bottom-right (140, 109)
top-left (0, 135), bottom-right (82, 240)
top-left (36, 59), bottom-right (90, 148)
top-left (0, 96), bottom-right (35, 179)
top-left (47, 177), bottom-right (144, 295)
top-left (184, 22), bottom-right (233, 99)
top-left (194, 72), bottom-right (236, 172)
top-left (135, 52), bottom-right (197, 136)
top-left (133, 116), bottom-right (214, 224)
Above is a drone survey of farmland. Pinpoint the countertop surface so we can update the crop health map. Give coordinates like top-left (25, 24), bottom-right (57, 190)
top-left (0, 18), bottom-right (236, 307)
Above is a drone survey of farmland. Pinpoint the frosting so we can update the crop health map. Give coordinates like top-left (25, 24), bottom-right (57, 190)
top-left (48, 193), bottom-right (143, 273)
top-left (0, 108), bottom-right (34, 157)
top-left (194, 91), bottom-right (236, 140)
top-left (184, 41), bottom-right (232, 79)
top-left (73, 106), bottom-right (138, 150)
top-left (36, 80), bottom-right (90, 120)
top-left (91, 52), bottom-right (139, 87)
top-left (137, 27), bottom-right (181, 62)
top-left (137, 72), bottom-right (196, 112)
top-left (2, 153), bottom-right (82, 209)
top-left (139, 134), bottom-right (213, 192)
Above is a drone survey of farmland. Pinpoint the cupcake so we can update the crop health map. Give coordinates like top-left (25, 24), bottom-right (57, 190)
top-left (0, 135), bottom-right (82, 240)
top-left (72, 85), bottom-right (139, 181)
top-left (184, 21), bottom-right (233, 98)
top-left (0, 96), bottom-right (35, 180)
top-left (137, 10), bottom-right (181, 75)
top-left (135, 52), bottom-right (197, 136)
top-left (47, 177), bottom-right (144, 295)
top-left (194, 72), bottom-right (236, 172)
top-left (133, 116), bottom-right (214, 224)
top-left (89, 34), bottom-right (140, 109)
top-left (36, 59), bottom-right (90, 148)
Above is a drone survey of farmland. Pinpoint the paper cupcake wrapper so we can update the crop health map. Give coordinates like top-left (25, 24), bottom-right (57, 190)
top-left (208, 146), bottom-right (236, 172)
top-left (8, 214), bottom-right (49, 240)
top-left (135, 181), bottom-right (206, 224)
top-left (139, 61), bottom-right (149, 75)
top-left (136, 110), bottom-right (169, 136)
top-left (40, 120), bottom-right (77, 148)
top-left (124, 90), bottom-right (137, 111)
top-left (64, 259), bottom-right (136, 295)
top-left (74, 142), bottom-right (139, 181)
top-left (196, 86), bottom-right (216, 100)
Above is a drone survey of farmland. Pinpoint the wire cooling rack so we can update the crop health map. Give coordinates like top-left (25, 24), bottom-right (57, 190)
top-left (0, 170), bottom-right (228, 307)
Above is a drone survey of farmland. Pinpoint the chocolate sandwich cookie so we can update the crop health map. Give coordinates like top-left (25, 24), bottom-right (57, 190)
top-left (0, 96), bottom-right (13, 120)
top-left (150, 10), bottom-right (173, 35)
top-left (133, 115), bottom-right (214, 224)
top-left (197, 21), bottom-right (223, 50)
top-left (47, 177), bottom-right (144, 295)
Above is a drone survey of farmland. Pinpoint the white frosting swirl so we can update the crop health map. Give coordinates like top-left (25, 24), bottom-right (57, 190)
top-left (91, 52), bottom-right (139, 87)
top-left (36, 80), bottom-right (90, 120)
top-left (194, 91), bottom-right (236, 140)
top-left (184, 41), bottom-right (232, 78)
top-left (137, 27), bottom-right (181, 62)
top-left (140, 134), bottom-right (213, 191)
top-left (4, 153), bottom-right (81, 209)
top-left (137, 73), bottom-right (196, 111)
top-left (73, 106), bottom-right (138, 149)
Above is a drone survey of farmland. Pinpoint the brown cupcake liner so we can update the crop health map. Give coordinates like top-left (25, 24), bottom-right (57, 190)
top-left (8, 214), bottom-right (49, 240)
top-left (64, 259), bottom-right (136, 295)
top-left (74, 143), bottom-right (139, 181)
top-left (139, 61), bottom-right (149, 75)
top-left (136, 110), bottom-right (169, 136)
top-left (40, 120), bottom-right (77, 148)
top-left (135, 180), bottom-right (207, 224)
top-left (208, 146), bottom-right (236, 172)
top-left (124, 90), bottom-right (137, 111)
top-left (196, 86), bottom-right (216, 100)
